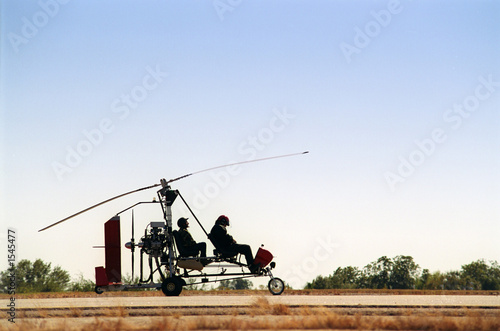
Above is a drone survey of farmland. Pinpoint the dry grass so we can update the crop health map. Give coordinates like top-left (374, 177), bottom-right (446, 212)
top-left (1, 288), bottom-right (499, 299)
top-left (250, 296), bottom-right (291, 316)
top-left (5, 312), bottom-right (499, 330)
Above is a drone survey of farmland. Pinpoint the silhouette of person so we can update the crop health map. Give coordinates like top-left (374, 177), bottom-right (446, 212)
top-left (176, 217), bottom-right (207, 260)
top-left (209, 215), bottom-right (258, 273)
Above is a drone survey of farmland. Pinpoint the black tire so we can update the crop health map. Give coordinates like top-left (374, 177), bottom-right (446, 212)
top-left (161, 277), bottom-right (183, 296)
top-left (268, 277), bottom-right (285, 295)
top-left (95, 286), bottom-right (104, 294)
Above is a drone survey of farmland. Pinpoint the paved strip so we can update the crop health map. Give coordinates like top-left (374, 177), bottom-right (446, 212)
top-left (2, 295), bottom-right (499, 309)
top-left (272, 295), bottom-right (500, 307)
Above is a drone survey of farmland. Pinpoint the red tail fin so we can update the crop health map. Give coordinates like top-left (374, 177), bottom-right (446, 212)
top-left (104, 216), bottom-right (121, 283)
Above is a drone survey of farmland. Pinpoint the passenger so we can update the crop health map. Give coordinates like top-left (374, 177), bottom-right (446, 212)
top-left (209, 215), bottom-right (258, 273)
top-left (176, 217), bottom-right (207, 263)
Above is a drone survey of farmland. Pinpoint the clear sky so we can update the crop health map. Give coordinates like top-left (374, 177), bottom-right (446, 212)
top-left (1, 0), bottom-right (499, 289)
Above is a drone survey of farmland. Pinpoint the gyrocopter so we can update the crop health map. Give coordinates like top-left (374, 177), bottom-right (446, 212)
top-left (39, 151), bottom-right (308, 296)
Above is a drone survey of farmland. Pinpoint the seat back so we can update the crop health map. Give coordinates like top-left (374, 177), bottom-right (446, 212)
top-left (208, 233), bottom-right (237, 258)
top-left (172, 230), bottom-right (189, 257)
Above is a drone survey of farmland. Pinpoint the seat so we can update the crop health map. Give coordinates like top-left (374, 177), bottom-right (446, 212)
top-left (172, 230), bottom-right (193, 258)
top-left (208, 233), bottom-right (238, 259)
top-left (172, 230), bottom-right (203, 271)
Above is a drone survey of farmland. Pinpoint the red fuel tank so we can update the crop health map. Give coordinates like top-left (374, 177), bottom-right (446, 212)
top-left (254, 247), bottom-right (273, 268)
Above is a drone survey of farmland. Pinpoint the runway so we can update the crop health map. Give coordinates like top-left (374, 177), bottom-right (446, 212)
top-left (4, 295), bottom-right (500, 309)
top-left (3, 294), bottom-right (499, 330)
top-left (6, 294), bottom-right (500, 309)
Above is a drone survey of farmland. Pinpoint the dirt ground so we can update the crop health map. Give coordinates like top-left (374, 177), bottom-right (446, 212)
top-left (5, 302), bottom-right (500, 330)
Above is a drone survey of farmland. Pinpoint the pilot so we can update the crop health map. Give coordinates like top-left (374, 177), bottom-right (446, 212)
top-left (177, 217), bottom-right (207, 262)
top-left (209, 215), bottom-right (258, 273)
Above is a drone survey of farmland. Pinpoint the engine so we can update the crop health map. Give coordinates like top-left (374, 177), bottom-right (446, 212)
top-left (139, 221), bottom-right (168, 258)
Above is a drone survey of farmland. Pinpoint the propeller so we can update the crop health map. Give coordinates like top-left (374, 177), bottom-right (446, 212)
top-left (123, 210), bottom-right (136, 279)
top-left (38, 151), bottom-right (309, 232)
top-left (131, 209), bottom-right (135, 280)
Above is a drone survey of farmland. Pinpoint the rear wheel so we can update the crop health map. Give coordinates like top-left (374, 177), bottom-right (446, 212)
top-left (268, 277), bottom-right (284, 295)
top-left (95, 286), bottom-right (104, 294)
top-left (161, 277), bottom-right (183, 296)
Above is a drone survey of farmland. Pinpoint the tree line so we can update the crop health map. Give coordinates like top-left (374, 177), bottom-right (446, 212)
top-left (2, 256), bottom-right (500, 293)
top-left (305, 256), bottom-right (500, 290)
top-left (0, 258), bottom-right (253, 293)
top-left (0, 259), bottom-right (94, 293)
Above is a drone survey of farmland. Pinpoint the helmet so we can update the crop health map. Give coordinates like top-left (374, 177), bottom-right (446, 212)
top-left (177, 217), bottom-right (189, 228)
top-left (216, 215), bottom-right (230, 226)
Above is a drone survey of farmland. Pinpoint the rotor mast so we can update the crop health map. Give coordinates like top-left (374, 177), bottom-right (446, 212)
top-left (157, 179), bottom-right (179, 276)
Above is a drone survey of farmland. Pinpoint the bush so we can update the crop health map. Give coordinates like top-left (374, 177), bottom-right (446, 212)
top-left (0, 259), bottom-right (70, 293)
top-left (69, 273), bottom-right (95, 292)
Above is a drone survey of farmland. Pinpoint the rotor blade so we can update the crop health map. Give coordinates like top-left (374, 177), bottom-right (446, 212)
top-left (38, 183), bottom-right (161, 232)
top-left (40, 151), bottom-right (309, 232)
top-left (166, 151), bottom-right (309, 184)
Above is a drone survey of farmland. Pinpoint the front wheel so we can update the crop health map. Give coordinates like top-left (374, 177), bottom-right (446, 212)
top-left (161, 277), bottom-right (183, 296)
top-left (268, 277), bottom-right (284, 295)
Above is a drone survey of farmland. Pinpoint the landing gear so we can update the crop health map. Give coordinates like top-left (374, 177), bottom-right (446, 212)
top-left (268, 277), bottom-right (284, 295)
top-left (161, 277), bottom-right (184, 296)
